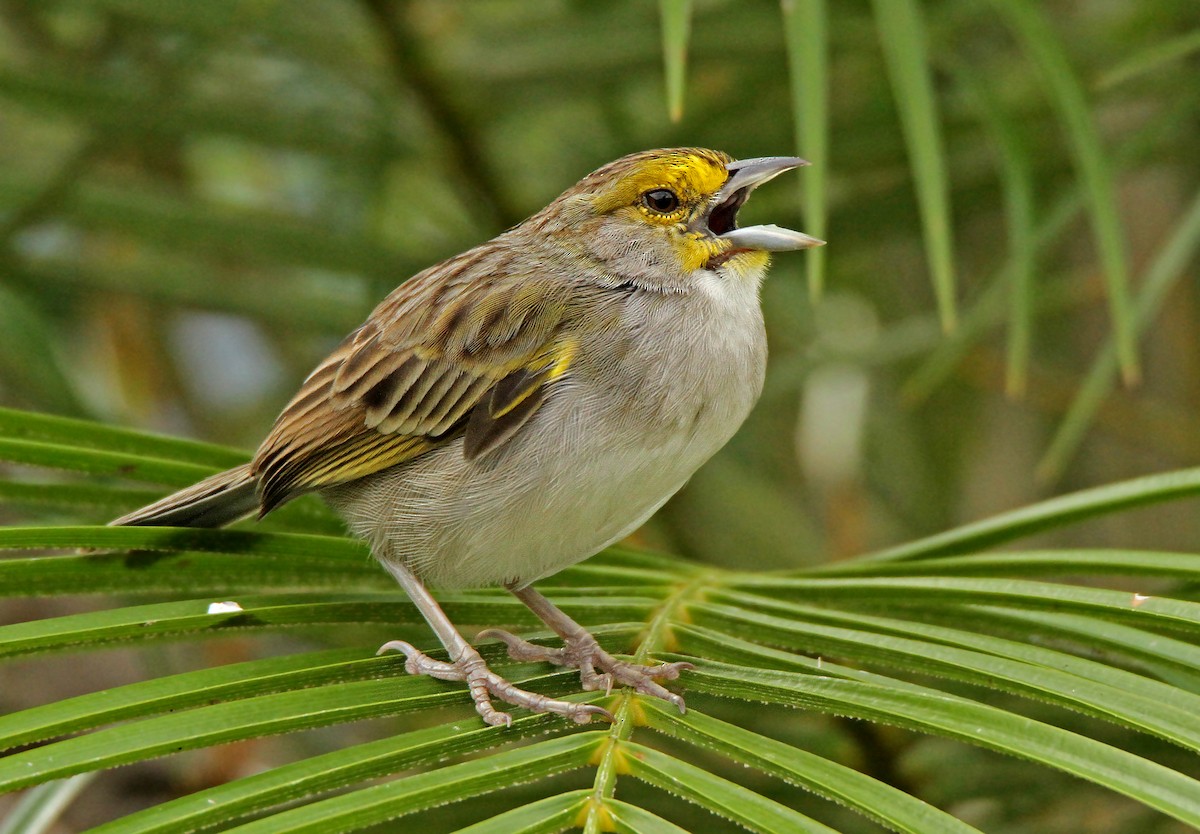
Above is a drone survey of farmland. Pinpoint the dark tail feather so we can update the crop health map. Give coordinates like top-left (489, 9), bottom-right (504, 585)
top-left (111, 464), bottom-right (259, 528)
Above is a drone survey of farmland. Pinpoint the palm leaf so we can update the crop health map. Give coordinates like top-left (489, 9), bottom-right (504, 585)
top-left (2, 411), bottom-right (1199, 830)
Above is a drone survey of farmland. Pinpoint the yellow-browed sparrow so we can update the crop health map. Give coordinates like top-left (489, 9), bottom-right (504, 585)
top-left (114, 149), bottom-right (823, 726)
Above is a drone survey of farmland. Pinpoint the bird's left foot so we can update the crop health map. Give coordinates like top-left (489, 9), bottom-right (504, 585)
top-left (376, 639), bottom-right (612, 727)
top-left (477, 627), bottom-right (693, 712)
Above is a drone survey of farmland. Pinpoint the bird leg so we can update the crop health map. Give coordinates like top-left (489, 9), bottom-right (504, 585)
top-left (478, 584), bottom-right (693, 713)
top-left (376, 561), bottom-right (611, 727)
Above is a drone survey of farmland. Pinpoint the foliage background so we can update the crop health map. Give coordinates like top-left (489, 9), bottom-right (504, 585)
top-left (1, 0), bottom-right (1199, 832)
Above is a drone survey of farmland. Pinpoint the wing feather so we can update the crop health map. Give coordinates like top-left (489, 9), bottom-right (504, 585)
top-left (426, 374), bottom-right (494, 434)
top-left (250, 256), bottom-right (580, 513)
top-left (464, 382), bottom-right (546, 460)
top-left (358, 354), bottom-right (426, 424)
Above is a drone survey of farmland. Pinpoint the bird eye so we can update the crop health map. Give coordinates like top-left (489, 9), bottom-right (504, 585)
top-left (641, 188), bottom-right (681, 214)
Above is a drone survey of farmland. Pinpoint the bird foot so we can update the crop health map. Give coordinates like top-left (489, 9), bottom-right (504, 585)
top-left (377, 640), bottom-right (612, 727)
top-left (476, 628), bottom-right (693, 713)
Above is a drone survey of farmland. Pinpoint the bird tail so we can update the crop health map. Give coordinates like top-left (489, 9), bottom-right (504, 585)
top-left (111, 463), bottom-right (259, 528)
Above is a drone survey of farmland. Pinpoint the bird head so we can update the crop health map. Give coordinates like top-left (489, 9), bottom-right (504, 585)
top-left (541, 148), bottom-right (823, 288)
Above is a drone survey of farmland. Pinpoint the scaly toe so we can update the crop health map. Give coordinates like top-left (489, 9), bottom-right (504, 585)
top-left (579, 667), bottom-right (615, 695)
top-left (589, 655), bottom-right (693, 711)
top-left (664, 690), bottom-right (687, 714)
top-left (476, 702), bottom-right (513, 728)
top-left (643, 660), bottom-right (695, 681)
top-left (377, 639), bottom-right (465, 680)
top-left (466, 663), bottom-right (613, 725)
top-left (476, 628), bottom-right (572, 665)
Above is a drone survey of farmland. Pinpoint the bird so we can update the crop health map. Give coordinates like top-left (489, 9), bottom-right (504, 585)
top-left (112, 148), bottom-right (823, 726)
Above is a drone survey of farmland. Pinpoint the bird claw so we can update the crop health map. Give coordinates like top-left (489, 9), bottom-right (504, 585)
top-left (377, 639), bottom-right (612, 726)
top-left (476, 628), bottom-right (693, 713)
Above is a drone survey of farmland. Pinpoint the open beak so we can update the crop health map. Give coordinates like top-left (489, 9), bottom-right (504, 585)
top-left (705, 156), bottom-right (825, 251)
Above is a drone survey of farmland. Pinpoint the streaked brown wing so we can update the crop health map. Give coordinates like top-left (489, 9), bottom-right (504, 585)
top-left (251, 257), bottom-right (577, 513)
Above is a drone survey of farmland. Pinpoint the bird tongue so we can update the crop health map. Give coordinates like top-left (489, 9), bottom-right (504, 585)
top-left (707, 187), bottom-right (748, 236)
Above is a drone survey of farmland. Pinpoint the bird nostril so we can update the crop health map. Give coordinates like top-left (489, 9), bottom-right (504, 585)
top-left (707, 188), bottom-right (748, 236)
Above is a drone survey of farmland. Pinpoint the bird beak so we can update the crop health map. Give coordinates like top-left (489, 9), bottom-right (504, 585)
top-left (706, 156), bottom-right (825, 251)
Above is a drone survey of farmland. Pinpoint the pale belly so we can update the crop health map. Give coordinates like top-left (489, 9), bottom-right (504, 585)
top-left (324, 378), bottom-right (750, 588)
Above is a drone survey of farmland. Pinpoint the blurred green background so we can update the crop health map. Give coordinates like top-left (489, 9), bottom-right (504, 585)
top-left (1, 1), bottom-right (1200, 828)
top-left (3, 0), bottom-right (1199, 566)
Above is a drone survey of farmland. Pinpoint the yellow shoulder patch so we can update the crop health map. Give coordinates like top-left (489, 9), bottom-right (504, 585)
top-left (463, 336), bottom-right (578, 459)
